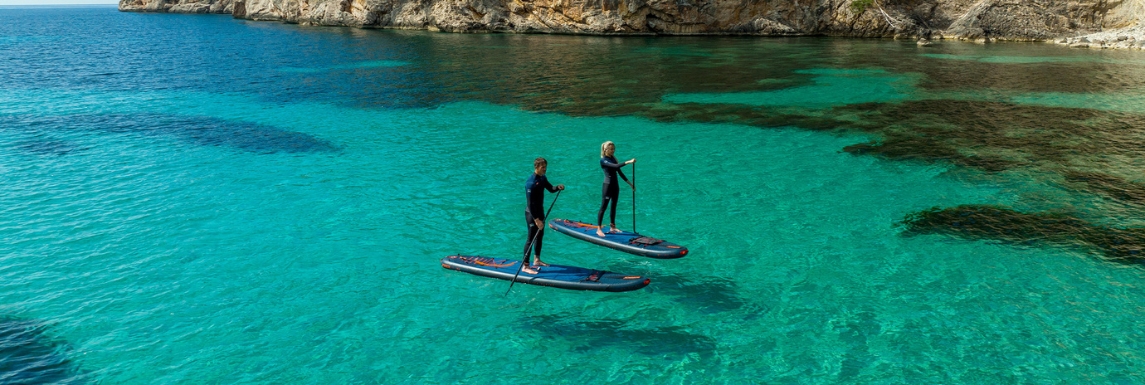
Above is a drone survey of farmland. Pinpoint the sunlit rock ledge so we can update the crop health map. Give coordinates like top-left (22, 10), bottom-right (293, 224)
top-left (1054, 23), bottom-right (1145, 51)
top-left (119, 0), bottom-right (1144, 48)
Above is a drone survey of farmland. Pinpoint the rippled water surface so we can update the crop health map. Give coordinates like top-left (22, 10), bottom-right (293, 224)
top-left (4, 5), bottom-right (1145, 384)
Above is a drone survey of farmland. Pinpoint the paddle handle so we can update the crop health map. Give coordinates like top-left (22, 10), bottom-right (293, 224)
top-left (506, 189), bottom-right (561, 295)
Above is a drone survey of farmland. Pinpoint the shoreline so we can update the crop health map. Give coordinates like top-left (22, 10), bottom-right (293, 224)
top-left (1055, 24), bottom-right (1145, 50)
top-left (112, 2), bottom-right (1145, 51)
top-left (115, 0), bottom-right (1145, 48)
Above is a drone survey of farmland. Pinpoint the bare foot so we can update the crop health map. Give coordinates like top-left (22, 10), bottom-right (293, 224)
top-left (522, 266), bottom-right (539, 275)
top-left (596, 227), bottom-right (606, 237)
top-left (608, 225), bottom-right (621, 233)
top-left (534, 260), bottom-right (550, 267)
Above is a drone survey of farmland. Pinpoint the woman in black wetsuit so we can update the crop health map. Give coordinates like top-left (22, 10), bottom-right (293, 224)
top-left (596, 141), bottom-right (635, 237)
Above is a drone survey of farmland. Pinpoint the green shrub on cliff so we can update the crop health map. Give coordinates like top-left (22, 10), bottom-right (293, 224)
top-left (850, 0), bottom-right (875, 13)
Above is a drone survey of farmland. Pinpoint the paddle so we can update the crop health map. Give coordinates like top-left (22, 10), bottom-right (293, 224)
top-left (631, 162), bottom-right (636, 234)
top-left (505, 189), bottom-right (561, 295)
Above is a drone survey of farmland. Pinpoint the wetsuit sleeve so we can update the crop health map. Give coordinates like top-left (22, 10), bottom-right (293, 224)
top-left (543, 178), bottom-right (559, 193)
top-left (617, 169), bottom-right (630, 183)
top-left (600, 157), bottom-right (628, 171)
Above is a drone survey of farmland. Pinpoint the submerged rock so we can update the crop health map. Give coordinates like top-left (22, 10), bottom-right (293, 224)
top-left (0, 318), bottom-right (85, 384)
top-left (902, 205), bottom-right (1145, 263)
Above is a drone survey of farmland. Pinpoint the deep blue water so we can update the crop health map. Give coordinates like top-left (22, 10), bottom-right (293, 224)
top-left (4, 5), bottom-right (1145, 383)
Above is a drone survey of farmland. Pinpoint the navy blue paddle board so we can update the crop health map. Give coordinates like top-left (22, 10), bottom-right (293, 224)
top-left (441, 255), bottom-right (650, 292)
top-left (548, 219), bottom-right (688, 259)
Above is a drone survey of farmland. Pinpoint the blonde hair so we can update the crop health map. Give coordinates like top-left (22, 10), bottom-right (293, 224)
top-left (600, 141), bottom-right (614, 158)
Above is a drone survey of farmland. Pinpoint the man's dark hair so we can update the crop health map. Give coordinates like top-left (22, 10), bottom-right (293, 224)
top-left (534, 157), bottom-right (547, 169)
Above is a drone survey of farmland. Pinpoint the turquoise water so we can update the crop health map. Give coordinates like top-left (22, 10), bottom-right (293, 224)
top-left (4, 5), bottom-right (1145, 384)
top-left (278, 60), bottom-right (411, 73)
top-left (662, 69), bottom-right (919, 107)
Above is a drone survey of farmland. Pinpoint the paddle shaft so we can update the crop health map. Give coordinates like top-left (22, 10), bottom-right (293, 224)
top-left (505, 189), bottom-right (561, 295)
top-left (631, 162), bottom-right (636, 234)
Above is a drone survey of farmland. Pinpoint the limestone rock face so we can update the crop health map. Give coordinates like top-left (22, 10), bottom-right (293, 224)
top-left (119, 0), bottom-right (1145, 42)
top-left (945, 0), bottom-right (1123, 41)
top-left (120, 0), bottom-right (235, 14)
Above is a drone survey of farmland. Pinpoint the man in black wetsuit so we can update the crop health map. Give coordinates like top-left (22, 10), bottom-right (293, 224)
top-left (524, 157), bottom-right (564, 274)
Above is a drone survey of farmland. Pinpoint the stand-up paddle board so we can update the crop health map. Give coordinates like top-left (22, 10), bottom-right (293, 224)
top-left (547, 219), bottom-right (688, 259)
top-left (441, 255), bottom-right (650, 292)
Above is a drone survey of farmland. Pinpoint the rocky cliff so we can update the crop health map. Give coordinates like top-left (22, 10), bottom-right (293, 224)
top-left (119, 0), bottom-right (1143, 42)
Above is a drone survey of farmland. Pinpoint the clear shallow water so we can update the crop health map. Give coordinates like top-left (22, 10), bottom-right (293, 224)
top-left (4, 5), bottom-right (1145, 384)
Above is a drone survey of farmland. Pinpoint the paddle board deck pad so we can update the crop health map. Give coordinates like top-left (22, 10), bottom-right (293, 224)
top-left (441, 255), bottom-right (650, 292)
top-left (547, 219), bottom-right (688, 259)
